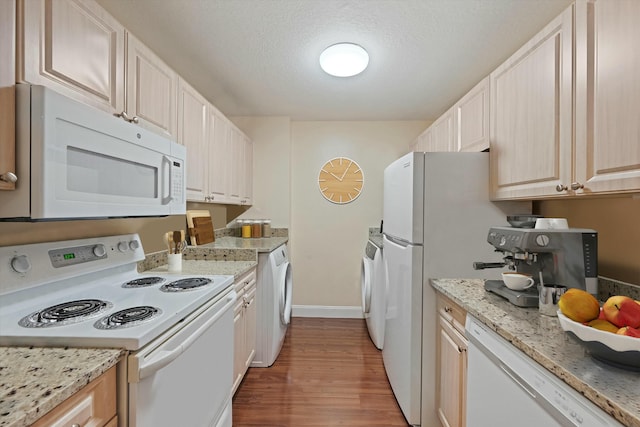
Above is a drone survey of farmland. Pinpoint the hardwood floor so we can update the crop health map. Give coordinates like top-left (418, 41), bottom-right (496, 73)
top-left (232, 318), bottom-right (409, 426)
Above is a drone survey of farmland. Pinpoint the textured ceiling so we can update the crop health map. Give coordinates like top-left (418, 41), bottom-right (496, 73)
top-left (96, 0), bottom-right (573, 121)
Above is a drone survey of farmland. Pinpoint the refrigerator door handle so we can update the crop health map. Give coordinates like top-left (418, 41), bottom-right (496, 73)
top-left (383, 234), bottom-right (414, 248)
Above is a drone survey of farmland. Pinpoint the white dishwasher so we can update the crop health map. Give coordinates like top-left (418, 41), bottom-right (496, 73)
top-left (465, 315), bottom-right (623, 427)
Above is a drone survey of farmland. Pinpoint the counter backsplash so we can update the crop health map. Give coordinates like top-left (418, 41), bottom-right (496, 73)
top-left (598, 276), bottom-right (640, 301)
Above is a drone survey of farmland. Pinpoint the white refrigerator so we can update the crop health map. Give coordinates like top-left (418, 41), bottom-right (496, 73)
top-left (381, 152), bottom-right (529, 426)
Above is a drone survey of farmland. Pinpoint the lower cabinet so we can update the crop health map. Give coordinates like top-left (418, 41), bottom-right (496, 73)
top-left (233, 267), bottom-right (257, 395)
top-left (436, 294), bottom-right (468, 427)
top-left (32, 365), bottom-right (117, 427)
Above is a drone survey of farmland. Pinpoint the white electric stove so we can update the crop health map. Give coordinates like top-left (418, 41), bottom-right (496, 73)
top-left (0, 234), bottom-right (236, 427)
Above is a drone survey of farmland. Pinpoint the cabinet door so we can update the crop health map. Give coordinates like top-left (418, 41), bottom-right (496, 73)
top-left (244, 282), bottom-right (257, 370)
top-left (455, 76), bottom-right (490, 152)
top-left (437, 316), bottom-right (467, 427)
top-left (232, 297), bottom-right (245, 395)
top-left (0, 0), bottom-right (15, 191)
top-left (178, 78), bottom-right (208, 202)
top-left (427, 109), bottom-right (454, 152)
top-left (241, 134), bottom-right (253, 205)
top-left (227, 127), bottom-right (243, 203)
top-left (208, 108), bottom-right (231, 203)
top-left (574, 0), bottom-right (640, 194)
top-left (20, 0), bottom-right (125, 113)
top-left (126, 33), bottom-right (177, 139)
top-left (490, 6), bottom-right (573, 199)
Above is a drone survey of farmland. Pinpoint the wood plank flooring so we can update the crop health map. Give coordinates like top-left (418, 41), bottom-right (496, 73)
top-left (232, 318), bottom-right (410, 426)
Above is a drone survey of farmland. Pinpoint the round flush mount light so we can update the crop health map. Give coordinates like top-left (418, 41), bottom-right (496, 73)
top-left (319, 43), bottom-right (369, 77)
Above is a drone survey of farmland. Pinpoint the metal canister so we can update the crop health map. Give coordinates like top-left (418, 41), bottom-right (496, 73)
top-left (538, 284), bottom-right (567, 316)
top-left (252, 220), bottom-right (262, 238)
top-left (241, 220), bottom-right (252, 238)
top-left (262, 219), bottom-right (272, 237)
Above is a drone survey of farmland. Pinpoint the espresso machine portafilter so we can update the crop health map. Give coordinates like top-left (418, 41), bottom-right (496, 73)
top-left (474, 227), bottom-right (599, 306)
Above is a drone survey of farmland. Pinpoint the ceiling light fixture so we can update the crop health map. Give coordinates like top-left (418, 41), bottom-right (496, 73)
top-left (319, 43), bottom-right (369, 77)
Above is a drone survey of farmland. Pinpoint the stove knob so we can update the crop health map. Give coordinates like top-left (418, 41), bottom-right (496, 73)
top-left (118, 241), bottom-right (129, 252)
top-left (93, 245), bottom-right (106, 257)
top-left (129, 240), bottom-right (140, 251)
top-left (11, 255), bottom-right (31, 274)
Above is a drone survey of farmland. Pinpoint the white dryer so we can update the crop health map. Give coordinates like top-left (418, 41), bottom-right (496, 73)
top-left (361, 239), bottom-right (385, 350)
top-left (252, 243), bottom-right (292, 367)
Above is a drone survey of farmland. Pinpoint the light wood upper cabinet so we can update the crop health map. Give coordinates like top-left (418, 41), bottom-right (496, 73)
top-left (126, 33), bottom-right (177, 139)
top-left (240, 133), bottom-right (253, 205)
top-left (455, 76), bottom-right (490, 152)
top-left (0, 0), bottom-right (16, 191)
top-left (207, 108), bottom-right (232, 203)
top-left (427, 108), bottom-right (454, 152)
top-left (19, 0), bottom-right (125, 114)
top-left (178, 78), bottom-right (208, 201)
top-left (489, 5), bottom-right (573, 200)
top-left (574, 0), bottom-right (640, 195)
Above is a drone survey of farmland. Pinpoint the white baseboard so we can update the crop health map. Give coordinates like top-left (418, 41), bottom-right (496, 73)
top-left (292, 305), bottom-right (364, 319)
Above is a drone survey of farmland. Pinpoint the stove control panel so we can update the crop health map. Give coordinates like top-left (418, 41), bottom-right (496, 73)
top-left (0, 234), bottom-right (145, 296)
top-left (49, 244), bottom-right (108, 268)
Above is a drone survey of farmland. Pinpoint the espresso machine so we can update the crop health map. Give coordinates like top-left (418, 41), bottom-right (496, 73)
top-left (474, 227), bottom-right (598, 307)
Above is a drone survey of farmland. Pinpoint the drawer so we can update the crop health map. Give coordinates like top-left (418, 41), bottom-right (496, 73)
top-left (234, 267), bottom-right (256, 293)
top-left (437, 293), bottom-right (467, 336)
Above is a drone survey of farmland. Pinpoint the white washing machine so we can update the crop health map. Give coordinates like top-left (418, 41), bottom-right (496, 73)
top-left (251, 243), bottom-right (293, 367)
top-left (361, 239), bottom-right (385, 350)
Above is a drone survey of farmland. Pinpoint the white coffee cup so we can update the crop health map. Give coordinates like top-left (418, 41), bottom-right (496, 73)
top-left (501, 272), bottom-right (535, 291)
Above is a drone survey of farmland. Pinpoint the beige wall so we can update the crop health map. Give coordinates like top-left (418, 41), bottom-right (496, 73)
top-left (290, 121), bottom-right (428, 307)
top-left (536, 196), bottom-right (640, 285)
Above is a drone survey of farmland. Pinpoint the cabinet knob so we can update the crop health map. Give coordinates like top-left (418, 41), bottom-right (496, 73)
top-left (0, 172), bottom-right (17, 183)
top-left (555, 184), bottom-right (568, 192)
top-left (444, 307), bottom-right (452, 313)
top-left (570, 182), bottom-right (584, 190)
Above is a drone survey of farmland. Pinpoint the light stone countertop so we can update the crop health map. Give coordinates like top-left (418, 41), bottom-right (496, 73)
top-left (198, 236), bottom-right (289, 253)
top-left (431, 278), bottom-right (640, 427)
top-left (0, 347), bottom-right (124, 427)
top-left (147, 259), bottom-right (257, 279)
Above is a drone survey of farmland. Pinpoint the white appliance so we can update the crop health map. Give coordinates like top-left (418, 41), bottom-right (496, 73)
top-left (465, 315), bottom-right (624, 427)
top-left (382, 152), bottom-right (529, 426)
top-left (251, 244), bottom-right (292, 367)
top-left (0, 234), bottom-right (235, 427)
top-left (1, 84), bottom-right (186, 220)
top-left (361, 239), bottom-right (385, 349)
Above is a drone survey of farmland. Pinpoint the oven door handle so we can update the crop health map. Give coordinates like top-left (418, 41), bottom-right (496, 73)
top-left (137, 294), bottom-right (235, 381)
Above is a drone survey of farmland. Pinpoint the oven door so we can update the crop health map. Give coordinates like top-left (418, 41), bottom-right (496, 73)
top-left (127, 288), bottom-right (235, 427)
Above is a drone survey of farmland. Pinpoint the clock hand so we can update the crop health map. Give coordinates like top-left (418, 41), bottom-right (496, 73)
top-left (339, 161), bottom-right (353, 181)
top-left (329, 172), bottom-right (343, 181)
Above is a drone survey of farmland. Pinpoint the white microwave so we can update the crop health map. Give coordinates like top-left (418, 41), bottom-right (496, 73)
top-left (1, 85), bottom-right (186, 220)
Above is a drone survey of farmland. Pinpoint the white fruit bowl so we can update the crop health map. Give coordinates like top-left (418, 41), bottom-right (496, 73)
top-left (557, 311), bottom-right (640, 370)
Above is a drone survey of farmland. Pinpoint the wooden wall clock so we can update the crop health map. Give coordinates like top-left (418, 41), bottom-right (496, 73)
top-left (318, 157), bottom-right (364, 204)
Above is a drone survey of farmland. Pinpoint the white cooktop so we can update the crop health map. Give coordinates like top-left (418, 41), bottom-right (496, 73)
top-left (0, 234), bottom-right (233, 350)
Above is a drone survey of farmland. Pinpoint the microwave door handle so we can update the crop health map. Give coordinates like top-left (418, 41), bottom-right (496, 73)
top-left (161, 155), bottom-right (173, 205)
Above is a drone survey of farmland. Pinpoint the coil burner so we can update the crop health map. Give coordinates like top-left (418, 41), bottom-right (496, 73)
top-left (160, 277), bottom-right (213, 292)
top-left (94, 306), bottom-right (162, 330)
top-left (19, 299), bottom-right (113, 328)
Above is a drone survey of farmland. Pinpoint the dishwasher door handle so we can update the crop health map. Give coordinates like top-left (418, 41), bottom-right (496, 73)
top-left (499, 362), bottom-right (537, 399)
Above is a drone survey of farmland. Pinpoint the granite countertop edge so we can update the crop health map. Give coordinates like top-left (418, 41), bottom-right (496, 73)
top-left (431, 278), bottom-right (640, 427)
top-left (0, 347), bottom-right (125, 427)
